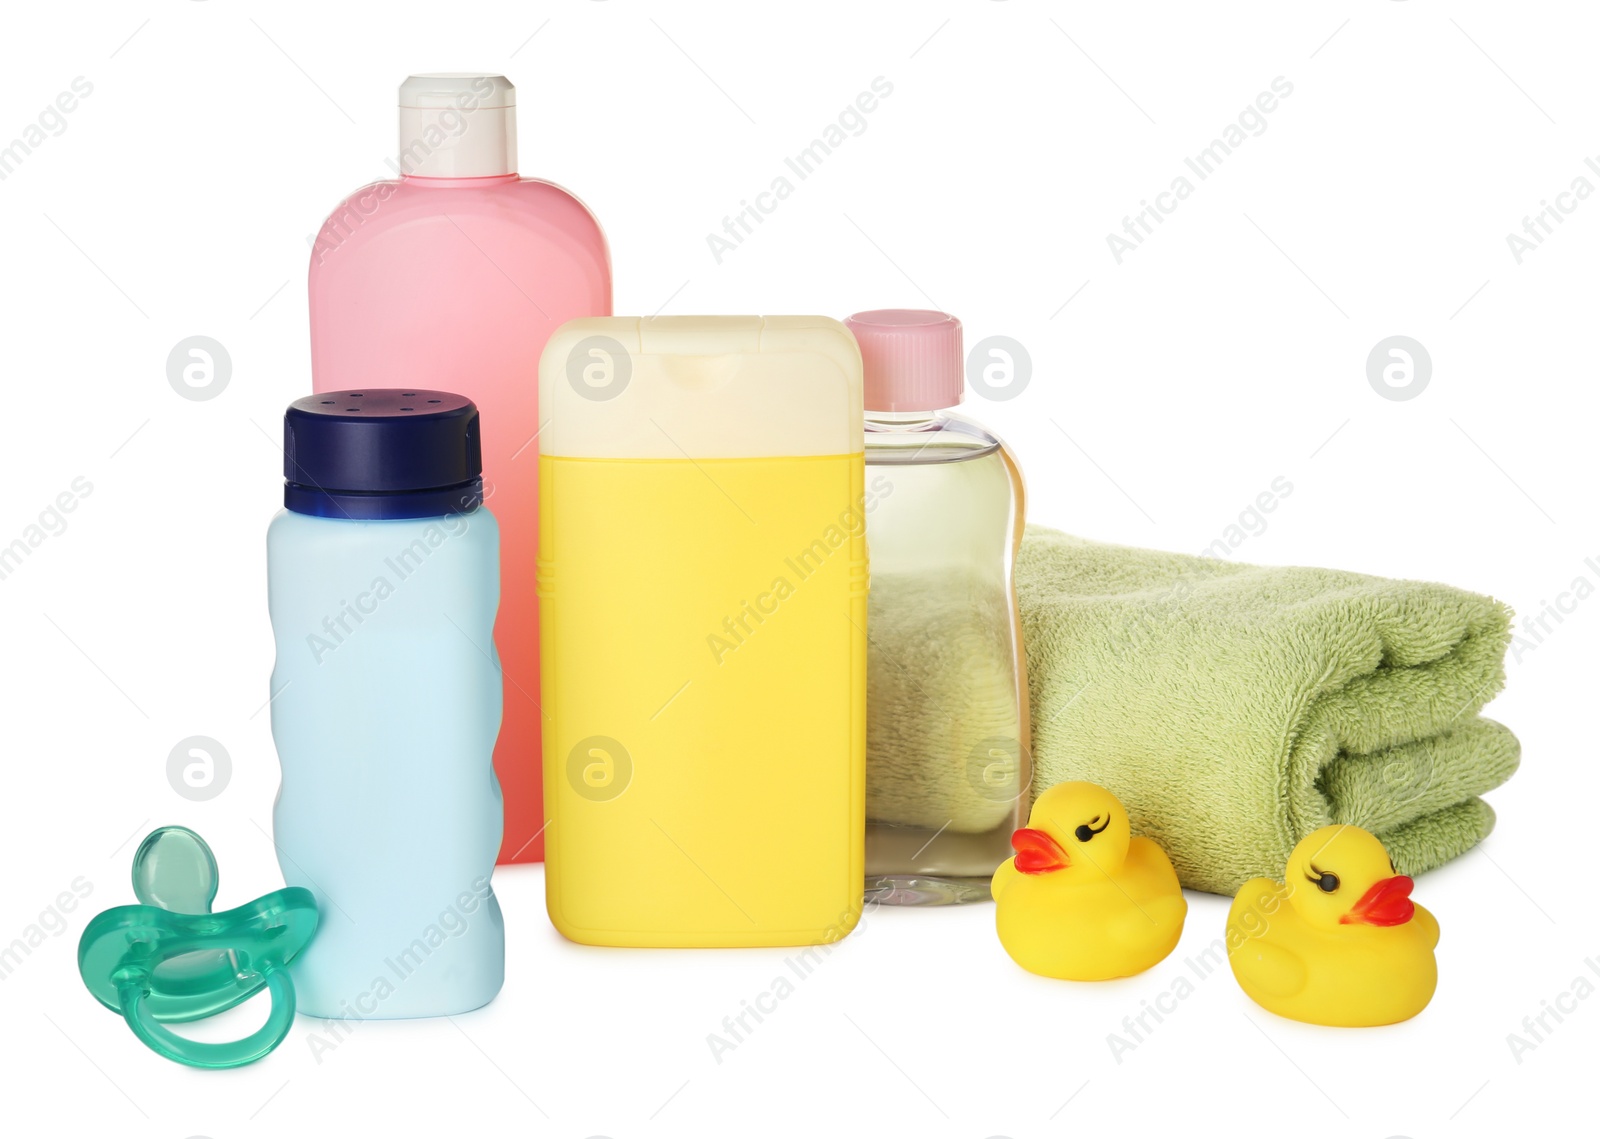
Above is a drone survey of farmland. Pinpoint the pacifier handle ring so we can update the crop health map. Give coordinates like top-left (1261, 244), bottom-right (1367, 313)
top-left (118, 968), bottom-right (297, 1070)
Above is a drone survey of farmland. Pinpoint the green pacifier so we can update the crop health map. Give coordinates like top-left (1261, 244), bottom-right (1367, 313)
top-left (77, 826), bottom-right (318, 1069)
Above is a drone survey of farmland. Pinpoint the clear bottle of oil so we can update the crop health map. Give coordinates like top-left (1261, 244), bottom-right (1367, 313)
top-left (847, 310), bottom-right (1030, 905)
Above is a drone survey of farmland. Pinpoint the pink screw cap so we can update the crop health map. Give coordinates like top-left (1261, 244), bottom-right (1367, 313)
top-left (845, 309), bottom-right (964, 413)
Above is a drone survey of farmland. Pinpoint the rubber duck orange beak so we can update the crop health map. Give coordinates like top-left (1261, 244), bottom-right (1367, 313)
top-left (1340, 874), bottom-right (1415, 926)
top-left (1011, 828), bottom-right (1069, 874)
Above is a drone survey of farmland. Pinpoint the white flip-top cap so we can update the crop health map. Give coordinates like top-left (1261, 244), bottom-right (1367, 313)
top-left (397, 73), bottom-right (517, 178)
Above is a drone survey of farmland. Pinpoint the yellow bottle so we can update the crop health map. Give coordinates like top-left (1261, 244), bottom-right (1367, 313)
top-left (537, 316), bottom-right (867, 947)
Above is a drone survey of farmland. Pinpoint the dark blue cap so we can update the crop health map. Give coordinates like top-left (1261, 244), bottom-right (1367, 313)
top-left (283, 389), bottom-right (483, 520)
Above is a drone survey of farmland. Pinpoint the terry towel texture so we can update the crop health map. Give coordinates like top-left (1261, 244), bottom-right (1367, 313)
top-left (866, 568), bottom-right (1023, 834)
top-left (1017, 527), bottom-right (1520, 895)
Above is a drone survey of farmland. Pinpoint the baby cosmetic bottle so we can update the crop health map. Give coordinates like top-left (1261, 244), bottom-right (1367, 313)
top-left (309, 74), bottom-right (611, 865)
top-left (268, 390), bottom-right (505, 1017)
top-left (538, 316), bottom-right (867, 947)
top-left (845, 310), bottom-right (1031, 905)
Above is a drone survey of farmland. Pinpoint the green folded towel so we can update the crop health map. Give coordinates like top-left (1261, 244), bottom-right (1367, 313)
top-left (1016, 526), bottom-right (1520, 895)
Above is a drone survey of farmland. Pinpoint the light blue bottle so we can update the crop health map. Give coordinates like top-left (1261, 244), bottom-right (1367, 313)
top-left (267, 389), bottom-right (504, 1019)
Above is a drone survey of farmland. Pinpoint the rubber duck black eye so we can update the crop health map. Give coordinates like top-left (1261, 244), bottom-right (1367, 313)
top-left (1073, 815), bottom-right (1112, 843)
top-left (1306, 868), bottom-right (1340, 893)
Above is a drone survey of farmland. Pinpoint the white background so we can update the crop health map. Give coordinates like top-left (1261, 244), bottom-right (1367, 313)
top-left (1, 1), bottom-right (1592, 1135)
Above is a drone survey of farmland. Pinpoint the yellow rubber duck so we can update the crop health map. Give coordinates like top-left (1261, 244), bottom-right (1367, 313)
top-left (1227, 824), bottom-right (1439, 1026)
top-left (991, 781), bottom-right (1186, 980)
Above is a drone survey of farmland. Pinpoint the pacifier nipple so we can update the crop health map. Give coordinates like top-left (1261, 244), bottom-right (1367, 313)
top-left (131, 826), bottom-right (219, 915)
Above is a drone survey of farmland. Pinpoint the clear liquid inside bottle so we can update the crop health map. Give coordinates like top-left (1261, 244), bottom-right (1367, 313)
top-left (863, 410), bottom-right (1030, 905)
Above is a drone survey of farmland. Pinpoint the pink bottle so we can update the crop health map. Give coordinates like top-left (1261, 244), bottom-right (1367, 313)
top-left (308, 73), bottom-right (611, 864)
